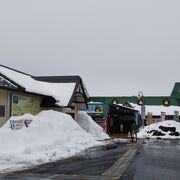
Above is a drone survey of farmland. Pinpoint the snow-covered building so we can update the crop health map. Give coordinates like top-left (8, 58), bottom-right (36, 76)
top-left (0, 64), bottom-right (89, 127)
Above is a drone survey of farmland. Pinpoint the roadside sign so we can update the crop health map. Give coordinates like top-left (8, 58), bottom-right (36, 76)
top-left (10, 119), bottom-right (32, 130)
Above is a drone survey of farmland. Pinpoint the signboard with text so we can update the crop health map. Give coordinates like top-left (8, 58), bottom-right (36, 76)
top-left (10, 119), bottom-right (32, 130)
top-left (87, 103), bottom-right (103, 114)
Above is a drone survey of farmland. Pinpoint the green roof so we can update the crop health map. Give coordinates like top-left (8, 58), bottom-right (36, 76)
top-left (171, 83), bottom-right (180, 98)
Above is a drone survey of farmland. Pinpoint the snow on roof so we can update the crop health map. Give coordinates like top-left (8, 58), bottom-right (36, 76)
top-left (116, 104), bottom-right (139, 111)
top-left (0, 75), bottom-right (18, 89)
top-left (0, 66), bottom-right (76, 106)
top-left (88, 101), bottom-right (103, 104)
top-left (130, 103), bottom-right (180, 116)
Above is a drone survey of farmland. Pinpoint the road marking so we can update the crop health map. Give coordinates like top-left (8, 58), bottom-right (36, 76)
top-left (50, 174), bottom-right (120, 180)
top-left (102, 139), bottom-right (144, 178)
top-left (3, 173), bottom-right (119, 180)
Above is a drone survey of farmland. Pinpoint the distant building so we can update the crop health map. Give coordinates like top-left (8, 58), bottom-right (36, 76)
top-left (87, 84), bottom-right (180, 134)
top-left (0, 65), bottom-right (88, 127)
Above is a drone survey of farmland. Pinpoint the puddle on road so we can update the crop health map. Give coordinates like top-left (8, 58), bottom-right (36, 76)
top-left (83, 141), bottom-right (130, 160)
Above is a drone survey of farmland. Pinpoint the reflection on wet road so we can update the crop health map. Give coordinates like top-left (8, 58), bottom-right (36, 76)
top-left (120, 139), bottom-right (180, 180)
top-left (3, 139), bottom-right (178, 180)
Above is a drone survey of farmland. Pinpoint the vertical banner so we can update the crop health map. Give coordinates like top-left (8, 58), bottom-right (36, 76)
top-left (161, 112), bottom-right (166, 121)
top-left (141, 105), bottom-right (146, 119)
top-left (147, 112), bottom-right (152, 133)
top-left (141, 105), bottom-right (146, 126)
top-left (174, 111), bottom-right (179, 122)
top-left (147, 112), bottom-right (153, 125)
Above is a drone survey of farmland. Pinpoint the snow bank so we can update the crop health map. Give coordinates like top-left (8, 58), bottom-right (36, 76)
top-left (0, 110), bottom-right (103, 173)
top-left (138, 120), bottom-right (180, 139)
top-left (77, 112), bottom-right (110, 141)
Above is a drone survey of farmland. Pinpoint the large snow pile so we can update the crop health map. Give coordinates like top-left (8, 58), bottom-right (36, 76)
top-left (77, 112), bottom-right (110, 140)
top-left (0, 110), bottom-right (103, 173)
top-left (138, 120), bottom-right (180, 139)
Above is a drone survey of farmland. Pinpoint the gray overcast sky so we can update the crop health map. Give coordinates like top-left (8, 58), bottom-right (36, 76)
top-left (0, 0), bottom-right (179, 96)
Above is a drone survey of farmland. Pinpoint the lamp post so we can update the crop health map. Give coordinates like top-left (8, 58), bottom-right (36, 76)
top-left (137, 91), bottom-right (146, 127)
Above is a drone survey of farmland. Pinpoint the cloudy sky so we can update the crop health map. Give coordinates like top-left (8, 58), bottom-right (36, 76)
top-left (0, 0), bottom-right (179, 96)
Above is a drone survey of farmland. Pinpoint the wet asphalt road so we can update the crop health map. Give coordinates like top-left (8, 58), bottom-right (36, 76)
top-left (1, 139), bottom-right (180, 180)
top-left (1, 141), bottom-right (131, 179)
top-left (120, 139), bottom-right (180, 180)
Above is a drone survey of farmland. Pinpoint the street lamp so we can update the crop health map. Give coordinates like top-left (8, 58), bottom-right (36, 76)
top-left (137, 91), bottom-right (146, 127)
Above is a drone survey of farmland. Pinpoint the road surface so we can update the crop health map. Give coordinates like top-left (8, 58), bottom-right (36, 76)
top-left (120, 139), bottom-right (180, 180)
top-left (1, 141), bottom-right (131, 180)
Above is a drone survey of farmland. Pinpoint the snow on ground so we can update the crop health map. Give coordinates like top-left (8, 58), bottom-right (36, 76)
top-left (77, 112), bottom-right (110, 141)
top-left (0, 110), bottom-right (106, 174)
top-left (138, 120), bottom-right (180, 139)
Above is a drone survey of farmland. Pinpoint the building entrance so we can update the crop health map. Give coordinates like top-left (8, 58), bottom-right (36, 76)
top-left (109, 104), bottom-right (139, 134)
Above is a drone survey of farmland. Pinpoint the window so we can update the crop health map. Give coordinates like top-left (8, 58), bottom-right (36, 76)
top-left (0, 105), bottom-right (5, 117)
